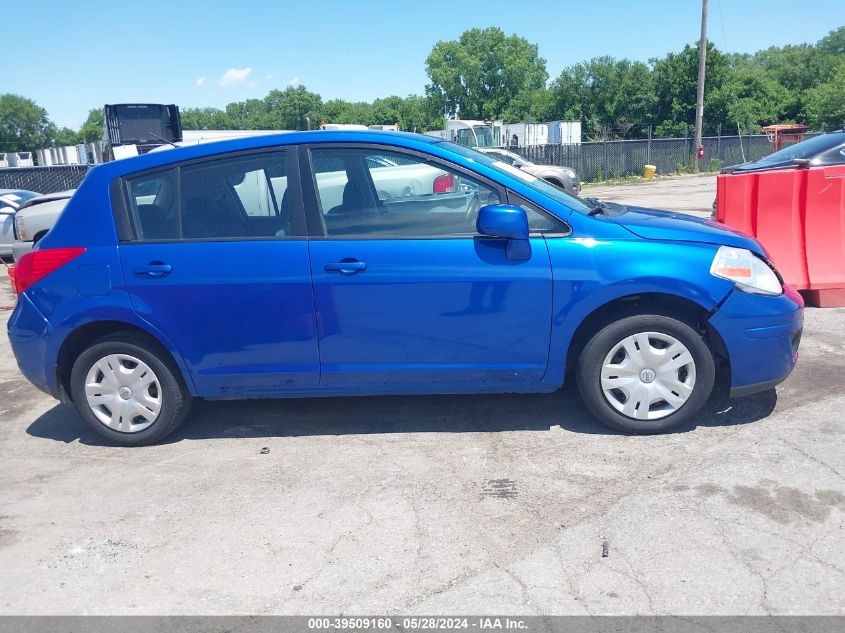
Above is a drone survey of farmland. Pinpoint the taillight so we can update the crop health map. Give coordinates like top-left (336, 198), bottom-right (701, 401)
top-left (433, 172), bottom-right (455, 194)
top-left (14, 247), bottom-right (85, 295)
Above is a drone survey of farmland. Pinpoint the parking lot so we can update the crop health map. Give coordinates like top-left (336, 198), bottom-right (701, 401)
top-left (584, 174), bottom-right (717, 217)
top-left (2, 220), bottom-right (844, 616)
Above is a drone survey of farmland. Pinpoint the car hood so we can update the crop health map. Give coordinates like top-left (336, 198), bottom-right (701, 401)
top-left (524, 164), bottom-right (573, 177)
top-left (608, 206), bottom-right (766, 255)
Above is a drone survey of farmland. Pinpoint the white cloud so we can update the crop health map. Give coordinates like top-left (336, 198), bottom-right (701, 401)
top-left (195, 76), bottom-right (207, 87)
top-left (218, 67), bottom-right (253, 87)
top-left (287, 76), bottom-right (300, 87)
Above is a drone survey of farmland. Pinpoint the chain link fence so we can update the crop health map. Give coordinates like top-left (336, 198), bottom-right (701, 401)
top-left (513, 133), bottom-right (821, 183)
top-left (0, 132), bottom-right (819, 193)
top-left (0, 165), bottom-right (91, 194)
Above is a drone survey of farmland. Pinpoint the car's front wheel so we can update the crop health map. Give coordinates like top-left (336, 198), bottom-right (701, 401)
top-left (576, 315), bottom-right (715, 433)
top-left (70, 333), bottom-right (192, 446)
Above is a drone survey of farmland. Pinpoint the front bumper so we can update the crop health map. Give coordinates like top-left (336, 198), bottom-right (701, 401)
top-left (708, 285), bottom-right (804, 398)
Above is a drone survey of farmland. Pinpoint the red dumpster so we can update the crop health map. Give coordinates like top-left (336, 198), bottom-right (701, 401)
top-left (716, 165), bottom-right (845, 307)
top-left (804, 165), bottom-right (845, 307)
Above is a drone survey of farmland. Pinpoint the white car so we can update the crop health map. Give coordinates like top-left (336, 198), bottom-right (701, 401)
top-left (477, 148), bottom-right (580, 195)
top-left (314, 156), bottom-right (450, 212)
top-left (0, 189), bottom-right (41, 258)
top-left (11, 190), bottom-right (74, 262)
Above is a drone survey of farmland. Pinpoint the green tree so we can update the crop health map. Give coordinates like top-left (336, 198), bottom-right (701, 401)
top-left (397, 95), bottom-right (443, 132)
top-left (547, 57), bottom-right (654, 138)
top-left (321, 99), bottom-right (374, 125)
top-left (54, 127), bottom-right (80, 146)
top-left (224, 98), bottom-right (272, 129)
top-left (651, 42), bottom-right (730, 136)
top-left (803, 68), bottom-right (845, 130)
top-left (707, 67), bottom-right (791, 130)
top-left (425, 27), bottom-right (548, 120)
top-left (817, 26), bottom-right (845, 56)
top-left (0, 94), bottom-right (55, 151)
top-left (264, 85), bottom-right (323, 130)
top-left (181, 107), bottom-right (232, 130)
top-left (371, 96), bottom-right (403, 126)
top-left (78, 108), bottom-right (105, 142)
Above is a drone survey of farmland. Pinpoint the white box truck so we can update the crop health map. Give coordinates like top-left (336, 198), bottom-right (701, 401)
top-left (501, 123), bottom-right (549, 147)
top-left (547, 121), bottom-right (582, 145)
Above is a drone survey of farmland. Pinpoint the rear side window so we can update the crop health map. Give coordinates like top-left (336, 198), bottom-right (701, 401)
top-left (181, 153), bottom-right (287, 238)
top-left (124, 151), bottom-right (290, 240)
top-left (127, 169), bottom-right (179, 239)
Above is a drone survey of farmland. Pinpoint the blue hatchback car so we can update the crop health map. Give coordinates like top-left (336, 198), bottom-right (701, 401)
top-left (8, 131), bottom-right (803, 445)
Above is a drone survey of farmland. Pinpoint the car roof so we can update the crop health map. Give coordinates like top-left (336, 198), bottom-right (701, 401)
top-left (93, 130), bottom-right (442, 179)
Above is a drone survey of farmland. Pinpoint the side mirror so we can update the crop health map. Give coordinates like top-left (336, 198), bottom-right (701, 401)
top-left (512, 161), bottom-right (523, 169)
top-left (476, 204), bottom-right (531, 260)
top-left (793, 158), bottom-right (810, 169)
top-left (477, 204), bottom-right (529, 240)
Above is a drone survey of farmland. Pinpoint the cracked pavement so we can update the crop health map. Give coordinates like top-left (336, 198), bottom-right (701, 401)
top-left (0, 265), bottom-right (843, 615)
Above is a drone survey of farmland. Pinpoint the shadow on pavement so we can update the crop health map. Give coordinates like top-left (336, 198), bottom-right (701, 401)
top-left (27, 377), bottom-right (777, 446)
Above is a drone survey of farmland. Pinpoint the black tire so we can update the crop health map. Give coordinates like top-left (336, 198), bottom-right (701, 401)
top-left (576, 314), bottom-right (715, 434)
top-left (70, 332), bottom-right (192, 446)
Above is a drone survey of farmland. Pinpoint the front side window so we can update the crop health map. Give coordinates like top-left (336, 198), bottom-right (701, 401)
top-left (125, 151), bottom-right (290, 240)
top-left (310, 148), bottom-right (500, 237)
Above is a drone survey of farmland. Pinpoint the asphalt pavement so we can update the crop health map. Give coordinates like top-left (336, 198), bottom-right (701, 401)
top-left (0, 208), bottom-right (843, 615)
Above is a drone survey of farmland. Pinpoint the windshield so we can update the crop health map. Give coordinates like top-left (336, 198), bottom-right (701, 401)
top-left (441, 142), bottom-right (593, 214)
top-left (472, 126), bottom-right (495, 148)
top-left (753, 132), bottom-right (845, 166)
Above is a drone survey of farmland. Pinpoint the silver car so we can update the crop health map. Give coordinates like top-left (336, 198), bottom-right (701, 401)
top-left (11, 190), bottom-right (74, 262)
top-left (477, 148), bottom-right (580, 195)
top-left (1, 189), bottom-right (40, 258)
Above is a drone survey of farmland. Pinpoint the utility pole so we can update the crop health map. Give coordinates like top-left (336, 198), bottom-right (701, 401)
top-left (694, 0), bottom-right (708, 173)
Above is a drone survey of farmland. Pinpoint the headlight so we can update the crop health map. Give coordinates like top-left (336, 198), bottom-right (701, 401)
top-left (710, 246), bottom-right (782, 295)
top-left (14, 214), bottom-right (28, 241)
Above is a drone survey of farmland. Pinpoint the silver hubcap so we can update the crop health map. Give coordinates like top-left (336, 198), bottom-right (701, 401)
top-left (84, 354), bottom-right (162, 433)
top-left (600, 332), bottom-right (696, 420)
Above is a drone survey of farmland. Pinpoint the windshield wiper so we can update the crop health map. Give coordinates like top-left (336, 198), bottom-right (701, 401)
top-left (585, 197), bottom-right (609, 216)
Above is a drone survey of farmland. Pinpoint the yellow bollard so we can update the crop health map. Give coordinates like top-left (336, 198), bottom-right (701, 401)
top-left (643, 164), bottom-right (657, 179)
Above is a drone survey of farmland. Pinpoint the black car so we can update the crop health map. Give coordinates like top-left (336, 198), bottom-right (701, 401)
top-left (722, 129), bottom-right (845, 174)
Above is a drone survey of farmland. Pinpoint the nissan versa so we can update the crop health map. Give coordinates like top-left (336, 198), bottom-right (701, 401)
top-left (7, 131), bottom-right (803, 445)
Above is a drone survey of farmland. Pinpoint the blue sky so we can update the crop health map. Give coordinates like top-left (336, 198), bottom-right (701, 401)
top-left (3, 0), bottom-right (842, 129)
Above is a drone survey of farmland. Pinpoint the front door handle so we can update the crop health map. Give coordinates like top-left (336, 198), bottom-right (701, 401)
top-left (135, 262), bottom-right (172, 277)
top-left (324, 260), bottom-right (367, 275)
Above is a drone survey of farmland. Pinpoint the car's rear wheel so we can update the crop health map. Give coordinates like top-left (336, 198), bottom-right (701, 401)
top-left (70, 333), bottom-right (192, 446)
top-left (576, 315), bottom-right (715, 433)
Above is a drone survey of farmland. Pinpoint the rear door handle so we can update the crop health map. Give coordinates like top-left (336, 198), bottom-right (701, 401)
top-left (323, 260), bottom-right (367, 275)
top-left (135, 263), bottom-right (172, 277)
